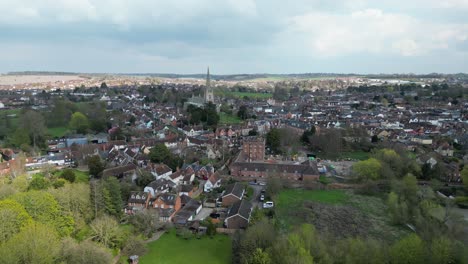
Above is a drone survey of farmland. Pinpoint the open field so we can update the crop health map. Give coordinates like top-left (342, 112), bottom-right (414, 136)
top-left (47, 127), bottom-right (69, 138)
top-left (219, 112), bottom-right (243, 124)
top-left (0, 75), bottom-right (85, 86)
top-left (140, 230), bottom-right (231, 264)
top-left (275, 189), bottom-right (409, 242)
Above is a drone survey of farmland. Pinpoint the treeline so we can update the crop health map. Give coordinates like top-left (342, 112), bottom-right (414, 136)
top-left (0, 168), bottom-right (157, 264)
top-left (233, 221), bottom-right (467, 264)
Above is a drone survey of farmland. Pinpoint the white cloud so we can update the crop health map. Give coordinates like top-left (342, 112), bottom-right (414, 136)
top-left (277, 8), bottom-right (468, 57)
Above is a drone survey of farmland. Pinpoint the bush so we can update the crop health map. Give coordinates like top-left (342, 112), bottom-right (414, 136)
top-left (60, 169), bottom-right (76, 183)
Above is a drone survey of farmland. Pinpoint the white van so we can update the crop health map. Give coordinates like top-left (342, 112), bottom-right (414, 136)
top-left (263, 201), bottom-right (274, 209)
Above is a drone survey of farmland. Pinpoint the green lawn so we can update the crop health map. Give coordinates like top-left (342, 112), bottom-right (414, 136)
top-left (219, 112), bottom-right (243, 124)
top-left (47, 126), bottom-right (69, 138)
top-left (72, 170), bottom-right (90, 183)
top-left (277, 189), bottom-right (347, 208)
top-left (140, 230), bottom-right (231, 264)
top-left (53, 169), bottom-right (89, 183)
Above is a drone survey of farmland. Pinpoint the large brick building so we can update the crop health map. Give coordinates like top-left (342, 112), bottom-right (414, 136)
top-left (241, 137), bottom-right (265, 162)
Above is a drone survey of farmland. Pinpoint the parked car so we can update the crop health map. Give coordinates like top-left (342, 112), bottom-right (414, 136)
top-left (260, 194), bottom-right (265, 201)
top-left (263, 201), bottom-right (274, 208)
top-left (258, 182), bottom-right (266, 186)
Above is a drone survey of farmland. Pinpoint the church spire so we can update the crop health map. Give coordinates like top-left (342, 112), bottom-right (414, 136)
top-left (204, 66), bottom-right (214, 103)
top-left (206, 66), bottom-right (211, 88)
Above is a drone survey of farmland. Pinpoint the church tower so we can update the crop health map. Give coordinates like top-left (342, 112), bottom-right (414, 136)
top-left (204, 67), bottom-right (214, 103)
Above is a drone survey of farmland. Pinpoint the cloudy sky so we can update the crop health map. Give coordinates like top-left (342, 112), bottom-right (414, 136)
top-left (1, 0), bottom-right (468, 74)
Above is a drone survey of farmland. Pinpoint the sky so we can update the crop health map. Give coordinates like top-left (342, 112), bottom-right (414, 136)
top-left (1, 0), bottom-right (468, 74)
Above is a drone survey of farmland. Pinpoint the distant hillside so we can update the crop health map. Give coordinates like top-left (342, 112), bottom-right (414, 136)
top-left (7, 71), bottom-right (468, 81)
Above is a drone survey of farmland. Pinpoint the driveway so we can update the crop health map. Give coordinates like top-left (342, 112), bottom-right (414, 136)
top-left (249, 183), bottom-right (266, 209)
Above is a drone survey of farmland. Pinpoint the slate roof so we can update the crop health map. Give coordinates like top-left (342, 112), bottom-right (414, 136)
top-left (223, 182), bottom-right (244, 199)
top-left (227, 200), bottom-right (253, 220)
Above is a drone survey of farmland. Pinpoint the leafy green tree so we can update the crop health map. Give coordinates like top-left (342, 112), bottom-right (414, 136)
top-left (429, 237), bottom-right (456, 264)
top-left (87, 155), bottom-right (104, 178)
top-left (10, 128), bottom-right (30, 148)
top-left (49, 183), bottom-right (93, 228)
top-left (0, 223), bottom-right (60, 264)
top-left (102, 176), bottom-right (123, 217)
top-left (249, 248), bottom-right (271, 264)
top-left (238, 105), bottom-right (249, 120)
top-left (12, 191), bottom-right (74, 237)
top-left (352, 158), bottom-right (382, 182)
top-left (390, 234), bottom-right (424, 264)
top-left (59, 238), bottom-right (113, 264)
top-left (266, 128), bottom-right (282, 154)
top-left (28, 175), bottom-right (49, 190)
top-left (149, 143), bottom-right (171, 163)
top-left (69, 112), bottom-right (90, 134)
top-left (461, 166), bottom-right (468, 189)
top-left (135, 171), bottom-right (155, 187)
top-left (60, 169), bottom-right (76, 183)
top-left (0, 199), bottom-right (32, 243)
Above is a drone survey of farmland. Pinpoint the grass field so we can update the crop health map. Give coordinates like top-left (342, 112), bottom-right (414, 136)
top-left (277, 189), bottom-right (347, 208)
top-left (275, 189), bottom-right (409, 242)
top-left (47, 126), bottom-right (69, 138)
top-left (53, 169), bottom-right (89, 183)
top-left (219, 112), bottom-right (243, 124)
top-left (140, 230), bottom-right (231, 264)
top-left (72, 170), bottom-right (90, 183)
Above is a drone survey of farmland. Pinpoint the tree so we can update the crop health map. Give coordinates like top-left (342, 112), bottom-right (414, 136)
top-left (238, 105), bottom-right (249, 120)
top-left (90, 215), bottom-right (126, 249)
top-left (59, 238), bottom-right (113, 264)
top-left (0, 199), bottom-right (32, 243)
top-left (88, 155), bottom-right (104, 178)
top-left (10, 128), bottom-right (30, 148)
top-left (461, 166), bottom-right (468, 189)
top-left (429, 237), bottom-right (457, 264)
top-left (20, 110), bottom-right (47, 150)
top-left (69, 112), bottom-right (89, 134)
top-left (60, 169), bottom-right (76, 183)
top-left (249, 248), bottom-right (271, 264)
top-left (100, 82), bottom-right (108, 89)
top-left (0, 223), bottom-right (60, 264)
top-left (28, 175), bottom-right (50, 190)
top-left (149, 143), bottom-right (171, 163)
top-left (49, 183), bottom-right (93, 228)
top-left (301, 127), bottom-right (316, 144)
top-left (390, 234), bottom-right (424, 264)
top-left (371, 135), bottom-right (379, 143)
top-left (12, 191), bottom-right (74, 237)
top-left (121, 236), bottom-right (148, 258)
top-left (352, 158), bottom-right (382, 182)
top-left (266, 176), bottom-right (283, 199)
top-left (128, 210), bottom-right (159, 238)
top-left (266, 128), bottom-right (281, 154)
top-left (135, 171), bottom-right (155, 187)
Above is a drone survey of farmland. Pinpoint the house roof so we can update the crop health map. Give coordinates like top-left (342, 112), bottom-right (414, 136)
top-left (223, 182), bottom-right (244, 199)
top-left (102, 164), bottom-right (137, 178)
top-left (226, 200), bottom-right (253, 221)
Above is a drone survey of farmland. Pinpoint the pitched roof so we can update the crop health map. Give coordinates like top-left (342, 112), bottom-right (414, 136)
top-left (226, 200), bottom-right (253, 220)
top-left (223, 182), bottom-right (244, 199)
